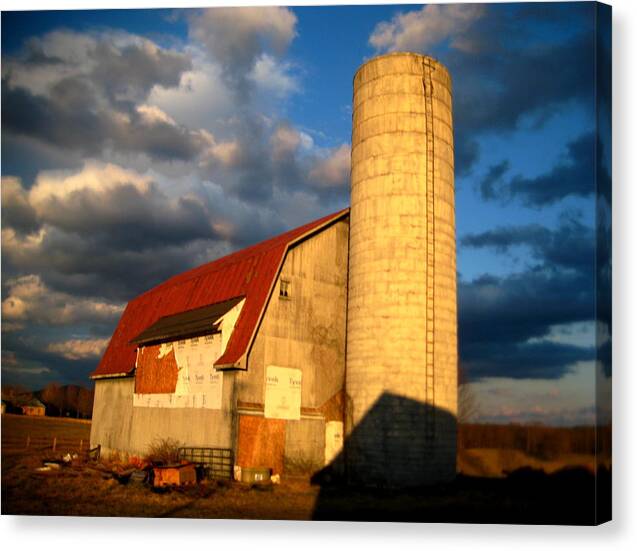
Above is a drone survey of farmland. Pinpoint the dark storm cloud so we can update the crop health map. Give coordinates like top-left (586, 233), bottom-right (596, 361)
top-left (1, 177), bottom-right (40, 234)
top-left (187, 6), bottom-right (297, 100)
top-left (458, 269), bottom-right (595, 380)
top-left (1, 31), bottom-right (198, 163)
top-left (370, 3), bottom-right (595, 174)
top-left (450, 31), bottom-right (594, 138)
top-left (36, 187), bottom-right (217, 250)
top-left (205, 118), bottom-right (350, 207)
top-left (2, 78), bottom-right (205, 162)
top-left (455, 138), bottom-right (480, 178)
top-left (479, 133), bottom-right (595, 206)
top-left (88, 39), bottom-right (191, 105)
top-left (461, 215), bottom-right (594, 273)
top-left (22, 45), bottom-right (64, 66)
top-left (2, 231), bottom-right (213, 303)
top-left (478, 160), bottom-right (509, 201)
top-left (2, 78), bottom-right (109, 155)
top-left (459, 214), bottom-right (596, 381)
top-left (1, 165), bottom-right (297, 303)
top-left (462, 341), bottom-right (594, 380)
top-left (1, 168), bottom-right (239, 302)
top-left (2, 332), bottom-right (104, 387)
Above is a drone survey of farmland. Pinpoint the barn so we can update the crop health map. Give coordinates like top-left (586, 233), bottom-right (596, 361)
top-left (91, 209), bottom-right (350, 476)
top-left (90, 52), bottom-right (458, 487)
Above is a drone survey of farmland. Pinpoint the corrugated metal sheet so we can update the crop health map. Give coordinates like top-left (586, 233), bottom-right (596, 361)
top-left (130, 296), bottom-right (243, 345)
top-left (91, 209), bottom-right (349, 379)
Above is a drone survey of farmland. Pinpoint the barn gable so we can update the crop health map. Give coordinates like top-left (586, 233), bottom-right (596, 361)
top-left (91, 208), bottom-right (349, 379)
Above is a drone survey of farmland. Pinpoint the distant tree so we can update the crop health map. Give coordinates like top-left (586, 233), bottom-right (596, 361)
top-left (65, 385), bottom-right (80, 417)
top-left (41, 382), bottom-right (64, 414)
top-left (77, 387), bottom-right (95, 418)
top-left (458, 364), bottom-right (481, 424)
top-left (1, 384), bottom-right (29, 401)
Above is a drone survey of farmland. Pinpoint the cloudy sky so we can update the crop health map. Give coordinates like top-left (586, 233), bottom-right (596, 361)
top-left (1, 2), bottom-right (611, 426)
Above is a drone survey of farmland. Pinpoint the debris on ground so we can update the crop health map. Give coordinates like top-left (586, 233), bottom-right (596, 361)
top-left (153, 462), bottom-right (196, 487)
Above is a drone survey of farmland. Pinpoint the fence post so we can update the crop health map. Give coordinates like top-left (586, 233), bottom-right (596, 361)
top-left (52, 436), bottom-right (57, 452)
top-left (79, 439), bottom-right (83, 453)
top-left (26, 435), bottom-right (30, 449)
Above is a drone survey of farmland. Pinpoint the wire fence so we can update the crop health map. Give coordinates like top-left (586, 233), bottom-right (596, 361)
top-left (2, 434), bottom-right (89, 453)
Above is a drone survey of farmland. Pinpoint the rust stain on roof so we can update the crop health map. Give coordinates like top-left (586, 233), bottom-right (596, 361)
top-left (91, 208), bottom-right (349, 379)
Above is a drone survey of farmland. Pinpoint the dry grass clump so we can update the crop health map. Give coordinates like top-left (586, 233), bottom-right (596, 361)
top-left (146, 437), bottom-right (182, 465)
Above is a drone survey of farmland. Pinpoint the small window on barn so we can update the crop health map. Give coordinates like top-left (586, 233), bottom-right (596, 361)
top-left (279, 279), bottom-right (290, 299)
top-left (190, 336), bottom-right (199, 346)
top-left (178, 339), bottom-right (186, 348)
top-left (204, 334), bottom-right (215, 344)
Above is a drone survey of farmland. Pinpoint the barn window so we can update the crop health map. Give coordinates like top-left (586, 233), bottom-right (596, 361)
top-left (178, 339), bottom-right (186, 348)
top-left (279, 279), bottom-right (290, 299)
top-left (204, 334), bottom-right (215, 344)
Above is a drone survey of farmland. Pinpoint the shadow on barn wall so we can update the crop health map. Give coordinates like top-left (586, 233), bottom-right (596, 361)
top-left (310, 393), bottom-right (611, 525)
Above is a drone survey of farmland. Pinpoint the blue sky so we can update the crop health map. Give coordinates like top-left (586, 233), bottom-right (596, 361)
top-left (1, 2), bottom-right (611, 426)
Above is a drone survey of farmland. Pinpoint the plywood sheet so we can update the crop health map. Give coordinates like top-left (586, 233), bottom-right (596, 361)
top-left (135, 344), bottom-right (178, 394)
top-left (237, 415), bottom-right (286, 475)
top-left (134, 337), bottom-right (223, 409)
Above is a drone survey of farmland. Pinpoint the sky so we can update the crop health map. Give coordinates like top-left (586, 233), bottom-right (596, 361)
top-left (0, 2), bottom-right (611, 426)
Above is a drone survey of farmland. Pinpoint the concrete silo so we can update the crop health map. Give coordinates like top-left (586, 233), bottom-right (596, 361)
top-left (345, 53), bottom-right (457, 486)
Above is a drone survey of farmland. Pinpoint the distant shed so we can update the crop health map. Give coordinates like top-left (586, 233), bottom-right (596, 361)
top-left (20, 398), bottom-right (46, 416)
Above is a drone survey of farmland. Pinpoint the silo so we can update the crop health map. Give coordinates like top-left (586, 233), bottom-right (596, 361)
top-left (345, 52), bottom-right (457, 487)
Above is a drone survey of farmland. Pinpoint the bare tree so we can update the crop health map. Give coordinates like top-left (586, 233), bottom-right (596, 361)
top-left (1, 384), bottom-right (29, 401)
top-left (77, 387), bottom-right (95, 418)
top-left (41, 382), bottom-right (63, 414)
top-left (458, 364), bottom-right (481, 424)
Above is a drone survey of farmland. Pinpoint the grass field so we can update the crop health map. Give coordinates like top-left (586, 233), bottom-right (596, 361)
top-left (1, 414), bottom-right (610, 523)
top-left (2, 413), bottom-right (91, 452)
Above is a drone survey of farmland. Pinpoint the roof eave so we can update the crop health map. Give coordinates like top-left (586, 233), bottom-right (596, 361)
top-left (90, 371), bottom-right (134, 380)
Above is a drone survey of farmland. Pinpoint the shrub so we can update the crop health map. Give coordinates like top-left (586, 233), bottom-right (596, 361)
top-left (146, 437), bottom-right (182, 465)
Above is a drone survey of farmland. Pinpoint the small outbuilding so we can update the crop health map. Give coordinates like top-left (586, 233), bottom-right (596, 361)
top-left (20, 398), bottom-right (46, 416)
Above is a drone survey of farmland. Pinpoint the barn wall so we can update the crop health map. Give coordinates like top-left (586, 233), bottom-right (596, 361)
top-left (127, 372), bottom-right (235, 455)
top-left (236, 218), bottom-right (349, 472)
top-left (90, 377), bottom-right (135, 456)
top-left (91, 374), bottom-right (236, 457)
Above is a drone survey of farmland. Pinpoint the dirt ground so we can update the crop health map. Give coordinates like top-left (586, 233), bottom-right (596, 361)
top-left (1, 415), bottom-right (611, 524)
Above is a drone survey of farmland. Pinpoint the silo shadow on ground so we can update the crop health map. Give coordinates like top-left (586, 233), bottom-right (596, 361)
top-left (310, 392), bottom-right (610, 525)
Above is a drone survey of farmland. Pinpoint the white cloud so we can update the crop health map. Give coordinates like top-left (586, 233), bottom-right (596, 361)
top-left (47, 338), bottom-right (110, 360)
top-left (248, 54), bottom-right (299, 98)
top-left (29, 162), bottom-right (152, 208)
top-left (189, 6), bottom-right (297, 69)
top-left (20, 162), bottom-right (217, 244)
top-left (270, 124), bottom-right (304, 159)
top-left (135, 104), bottom-right (177, 127)
top-left (2, 275), bottom-right (124, 328)
top-left (147, 53), bottom-right (234, 131)
top-left (208, 140), bottom-right (243, 168)
top-left (308, 144), bottom-right (351, 188)
top-left (369, 4), bottom-right (486, 53)
top-left (3, 29), bottom-right (191, 104)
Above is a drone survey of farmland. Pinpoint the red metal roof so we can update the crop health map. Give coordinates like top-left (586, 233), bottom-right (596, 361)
top-left (91, 209), bottom-right (349, 379)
